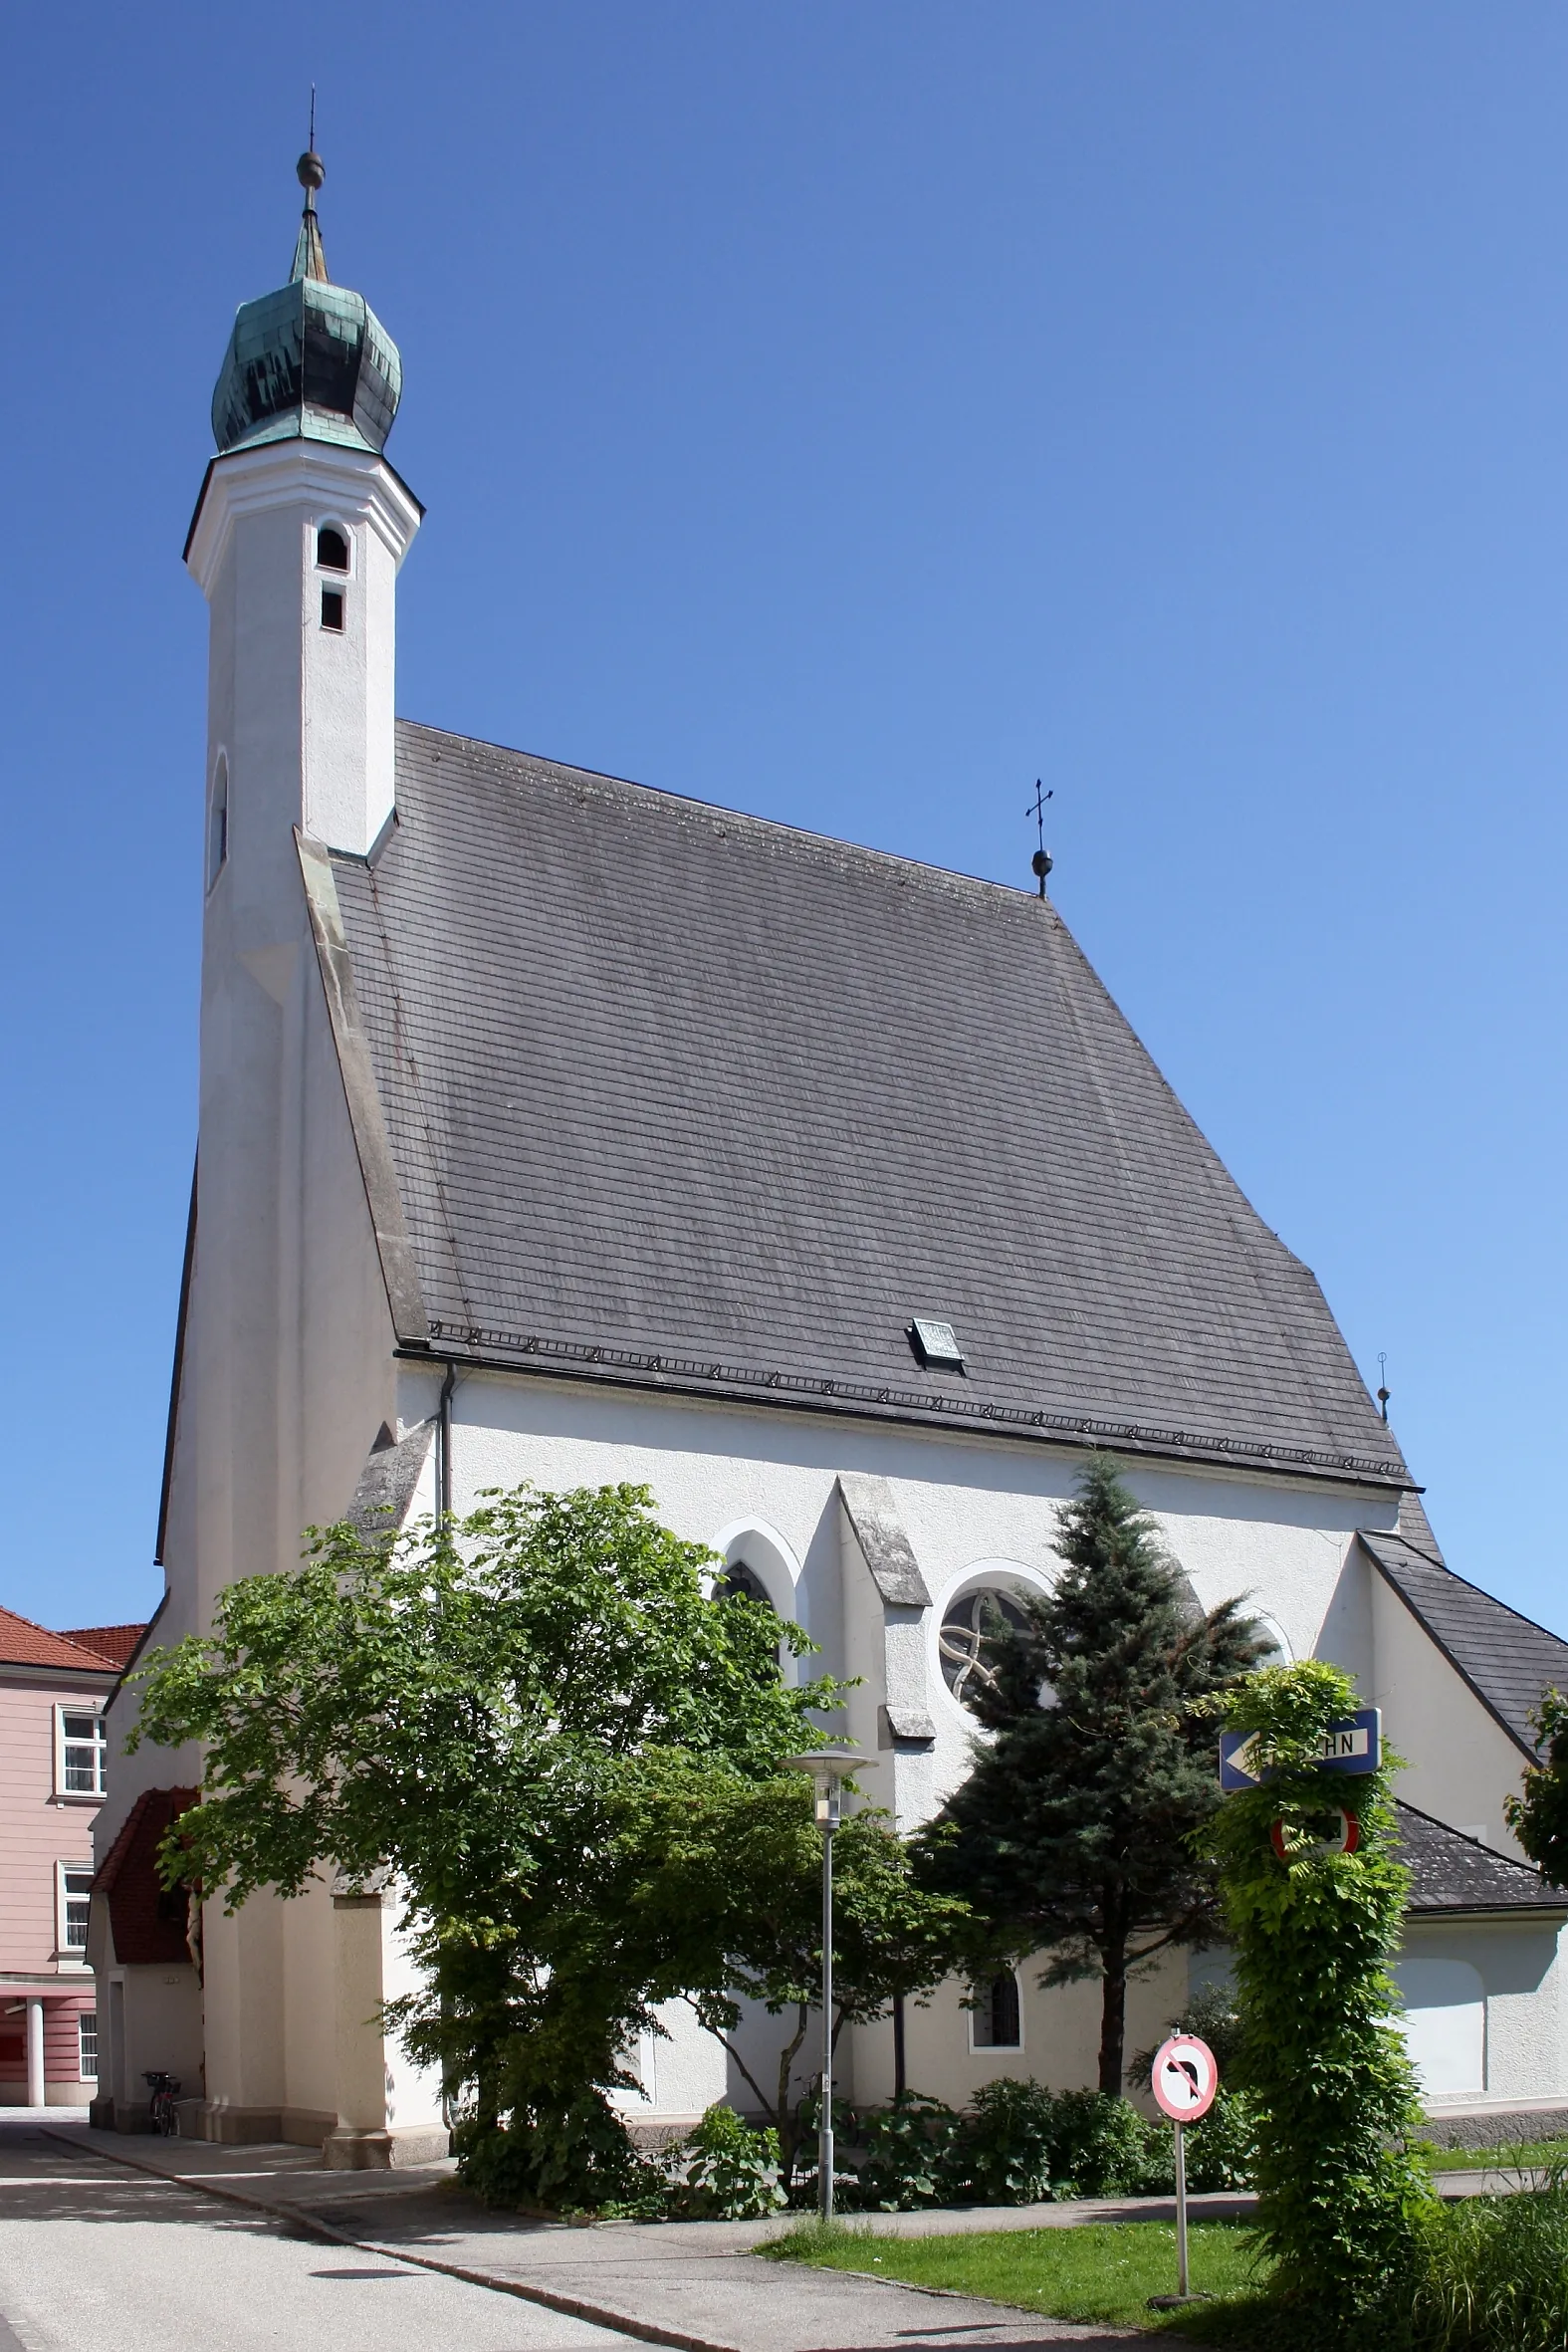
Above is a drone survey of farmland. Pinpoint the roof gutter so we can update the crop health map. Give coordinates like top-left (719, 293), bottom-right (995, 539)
top-left (391, 1340), bottom-right (1414, 1495)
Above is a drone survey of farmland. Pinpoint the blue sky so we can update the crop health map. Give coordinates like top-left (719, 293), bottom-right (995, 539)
top-left (1, 5), bottom-right (1563, 1636)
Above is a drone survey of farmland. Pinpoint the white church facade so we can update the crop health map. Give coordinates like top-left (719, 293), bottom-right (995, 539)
top-left (91, 156), bottom-right (1568, 2163)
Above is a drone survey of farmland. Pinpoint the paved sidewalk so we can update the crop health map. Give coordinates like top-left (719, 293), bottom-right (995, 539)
top-left (42, 2123), bottom-right (1198, 2349)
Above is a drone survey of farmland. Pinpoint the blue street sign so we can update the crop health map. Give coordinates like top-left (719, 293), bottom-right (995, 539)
top-left (1220, 1707), bottom-right (1381, 1791)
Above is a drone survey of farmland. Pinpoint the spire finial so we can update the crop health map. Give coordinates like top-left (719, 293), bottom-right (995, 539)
top-left (1025, 779), bottom-right (1054, 898)
top-left (292, 96), bottom-right (329, 283)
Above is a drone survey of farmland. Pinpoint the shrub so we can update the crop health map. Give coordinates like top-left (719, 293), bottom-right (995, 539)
top-left (1046, 2088), bottom-right (1160, 2198)
top-left (960, 2078), bottom-right (1060, 2205)
top-left (454, 2090), bottom-right (661, 2214)
top-left (1180, 2087), bottom-right (1258, 2192)
top-left (853, 2092), bottom-right (964, 2211)
top-left (671, 2103), bottom-right (785, 2220)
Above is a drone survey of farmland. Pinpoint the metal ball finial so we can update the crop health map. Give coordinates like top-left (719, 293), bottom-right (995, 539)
top-left (297, 149), bottom-right (326, 196)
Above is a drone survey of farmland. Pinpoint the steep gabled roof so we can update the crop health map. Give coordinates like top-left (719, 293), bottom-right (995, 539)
top-left (1396, 1802), bottom-right (1567, 1917)
top-left (1364, 1526), bottom-right (1568, 1760)
top-left (326, 724), bottom-right (1410, 1488)
top-left (0, 1606), bottom-right (120, 1675)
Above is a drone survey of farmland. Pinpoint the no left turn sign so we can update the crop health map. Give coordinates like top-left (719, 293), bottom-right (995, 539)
top-left (1151, 2033), bottom-right (1219, 2123)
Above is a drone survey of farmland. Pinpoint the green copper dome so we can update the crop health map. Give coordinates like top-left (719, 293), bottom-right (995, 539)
top-left (211, 153), bottom-right (402, 457)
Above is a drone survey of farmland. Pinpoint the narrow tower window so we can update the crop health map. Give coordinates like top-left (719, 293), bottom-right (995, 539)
top-left (317, 525), bottom-right (349, 572)
top-left (207, 753), bottom-right (229, 888)
top-left (321, 587), bottom-right (345, 631)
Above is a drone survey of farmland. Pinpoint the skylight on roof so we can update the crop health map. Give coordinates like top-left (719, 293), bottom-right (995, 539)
top-left (910, 1317), bottom-right (965, 1371)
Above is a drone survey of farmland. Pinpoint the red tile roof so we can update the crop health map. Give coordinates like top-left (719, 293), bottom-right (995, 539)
top-left (61, 1624), bottom-right (148, 1670)
top-left (0, 1605), bottom-right (122, 1674)
top-left (95, 1787), bottom-right (200, 1967)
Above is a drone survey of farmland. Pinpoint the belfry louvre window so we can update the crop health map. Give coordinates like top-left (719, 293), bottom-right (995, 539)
top-left (321, 586), bottom-right (345, 631)
top-left (56, 1709), bottom-right (106, 1797)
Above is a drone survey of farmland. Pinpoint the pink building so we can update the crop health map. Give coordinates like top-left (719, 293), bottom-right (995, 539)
top-left (0, 1612), bottom-right (143, 2105)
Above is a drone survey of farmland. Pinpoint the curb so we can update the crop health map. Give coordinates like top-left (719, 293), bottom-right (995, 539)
top-left (40, 2127), bottom-right (742, 2352)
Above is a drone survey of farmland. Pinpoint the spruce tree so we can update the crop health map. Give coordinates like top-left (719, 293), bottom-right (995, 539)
top-left (918, 1454), bottom-right (1263, 2093)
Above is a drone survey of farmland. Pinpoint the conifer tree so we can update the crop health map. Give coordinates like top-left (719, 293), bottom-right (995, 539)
top-left (917, 1454), bottom-right (1262, 2093)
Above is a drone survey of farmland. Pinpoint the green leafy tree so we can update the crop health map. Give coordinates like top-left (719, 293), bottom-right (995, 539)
top-left (1505, 1689), bottom-right (1568, 1882)
top-left (1199, 1659), bottom-right (1436, 2332)
top-left (915, 1453), bottom-right (1263, 2093)
top-left (620, 1759), bottom-right (973, 2184)
top-left (128, 1482), bottom-right (838, 2203)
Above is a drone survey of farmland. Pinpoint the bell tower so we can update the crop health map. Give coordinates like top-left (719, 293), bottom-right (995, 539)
top-left (185, 146), bottom-right (422, 868)
top-left (158, 155), bottom-right (442, 2163)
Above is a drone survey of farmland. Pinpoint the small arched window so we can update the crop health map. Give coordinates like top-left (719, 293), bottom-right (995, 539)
top-left (317, 526), bottom-right (349, 572)
top-left (207, 753), bottom-right (229, 889)
top-left (972, 1971), bottom-right (1022, 2050)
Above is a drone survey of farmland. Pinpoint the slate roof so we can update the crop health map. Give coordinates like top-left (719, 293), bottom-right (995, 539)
top-left (0, 1606), bottom-right (121, 1676)
top-left (327, 724), bottom-right (1411, 1487)
top-left (1365, 1524), bottom-right (1568, 1760)
top-left (1396, 1802), bottom-right (1567, 1917)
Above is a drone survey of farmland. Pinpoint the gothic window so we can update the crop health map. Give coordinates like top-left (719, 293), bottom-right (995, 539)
top-left (939, 1586), bottom-right (1028, 1711)
top-left (717, 1559), bottom-right (774, 1611)
top-left (972, 1970), bottom-right (1022, 2050)
top-left (317, 525), bottom-right (350, 572)
top-left (207, 753), bottom-right (228, 889)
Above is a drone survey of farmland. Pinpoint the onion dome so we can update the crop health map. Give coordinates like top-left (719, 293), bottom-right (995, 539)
top-left (210, 151), bottom-right (402, 457)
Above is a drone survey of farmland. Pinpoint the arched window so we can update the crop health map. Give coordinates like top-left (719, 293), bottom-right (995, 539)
top-left (939, 1587), bottom-right (1028, 1711)
top-left (717, 1559), bottom-right (774, 1611)
top-left (317, 525), bottom-right (349, 572)
top-left (207, 752), bottom-right (229, 889)
top-left (971, 1971), bottom-right (1022, 2051)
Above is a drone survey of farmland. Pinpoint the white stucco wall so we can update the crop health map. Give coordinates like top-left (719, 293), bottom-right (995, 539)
top-left (1369, 1570), bottom-right (1531, 1858)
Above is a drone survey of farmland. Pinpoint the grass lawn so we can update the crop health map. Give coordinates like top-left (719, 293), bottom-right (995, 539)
top-left (1423, 2137), bottom-right (1568, 2174)
top-left (766, 2217), bottom-right (1272, 2337)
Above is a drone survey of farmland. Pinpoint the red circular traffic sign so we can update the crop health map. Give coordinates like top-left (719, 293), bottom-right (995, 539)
top-left (1270, 1810), bottom-right (1359, 1862)
top-left (1151, 2032), bottom-right (1218, 2122)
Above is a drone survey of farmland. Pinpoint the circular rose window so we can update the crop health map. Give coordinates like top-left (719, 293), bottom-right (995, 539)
top-left (938, 1587), bottom-right (1029, 1709)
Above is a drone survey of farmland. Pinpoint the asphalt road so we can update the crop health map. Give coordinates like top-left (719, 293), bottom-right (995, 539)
top-left (0, 2123), bottom-right (637, 2352)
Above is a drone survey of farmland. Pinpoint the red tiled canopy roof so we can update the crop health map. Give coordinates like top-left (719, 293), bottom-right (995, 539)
top-left (94, 1787), bottom-right (200, 1967)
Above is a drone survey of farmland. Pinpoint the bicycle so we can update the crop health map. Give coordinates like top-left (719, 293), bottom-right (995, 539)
top-left (144, 2071), bottom-right (181, 2136)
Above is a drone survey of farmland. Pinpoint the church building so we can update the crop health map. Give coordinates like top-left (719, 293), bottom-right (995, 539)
top-left (90, 156), bottom-right (1568, 2163)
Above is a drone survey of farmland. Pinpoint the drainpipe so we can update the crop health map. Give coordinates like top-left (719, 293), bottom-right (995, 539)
top-left (25, 1999), bottom-right (44, 2110)
top-left (436, 1362), bottom-right (457, 1522)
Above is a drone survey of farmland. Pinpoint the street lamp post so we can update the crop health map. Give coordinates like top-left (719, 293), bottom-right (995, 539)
top-left (784, 1749), bottom-right (875, 2222)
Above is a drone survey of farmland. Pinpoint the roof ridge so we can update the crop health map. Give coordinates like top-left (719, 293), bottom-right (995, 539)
top-left (395, 719), bottom-right (1055, 908)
